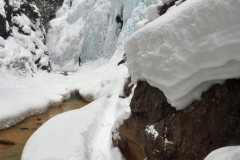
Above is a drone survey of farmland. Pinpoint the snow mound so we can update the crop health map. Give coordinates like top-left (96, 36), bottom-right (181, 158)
top-left (0, 81), bottom-right (70, 130)
top-left (126, 0), bottom-right (240, 110)
top-left (205, 146), bottom-right (240, 160)
top-left (147, 4), bottom-right (160, 21)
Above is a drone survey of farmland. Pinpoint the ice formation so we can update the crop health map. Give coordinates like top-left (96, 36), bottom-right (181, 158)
top-left (126, 0), bottom-right (240, 110)
top-left (47, 0), bottom-right (160, 70)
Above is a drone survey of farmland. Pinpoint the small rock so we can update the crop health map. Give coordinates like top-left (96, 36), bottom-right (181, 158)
top-left (20, 127), bottom-right (28, 130)
top-left (0, 140), bottom-right (15, 146)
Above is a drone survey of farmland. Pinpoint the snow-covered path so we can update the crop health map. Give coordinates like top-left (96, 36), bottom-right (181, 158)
top-left (88, 96), bottom-right (118, 160)
top-left (87, 96), bottom-right (119, 160)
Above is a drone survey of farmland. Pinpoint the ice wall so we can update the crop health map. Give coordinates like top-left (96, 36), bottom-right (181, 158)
top-left (48, 0), bottom-right (159, 70)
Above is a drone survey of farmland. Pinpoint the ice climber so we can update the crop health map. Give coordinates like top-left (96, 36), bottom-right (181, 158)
top-left (115, 14), bottom-right (123, 28)
top-left (117, 53), bottom-right (127, 66)
top-left (78, 56), bottom-right (81, 66)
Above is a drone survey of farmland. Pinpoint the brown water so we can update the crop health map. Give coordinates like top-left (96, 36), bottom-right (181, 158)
top-left (0, 98), bottom-right (88, 160)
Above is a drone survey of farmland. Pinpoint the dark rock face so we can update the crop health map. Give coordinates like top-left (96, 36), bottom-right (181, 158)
top-left (0, 0), bottom-right (12, 38)
top-left (124, 77), bottom-right (135, 97)
top-left (113, 79), bottom-right (240, 160)
top-left (28, 0), bottom-right (64, 31)
top-left (159, 0), bottom-right (186, 16)
top-left (0, 140), bottom-right (15, 146)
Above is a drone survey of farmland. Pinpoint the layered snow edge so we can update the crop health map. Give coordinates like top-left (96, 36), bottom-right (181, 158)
top-left (126, 0), bottom-right (240, 110)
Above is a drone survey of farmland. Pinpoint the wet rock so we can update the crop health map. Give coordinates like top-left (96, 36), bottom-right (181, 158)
top-left (0, 140), bottom-right (15, 146)
top-left (124, 77), bottom-right (134, 97)
top-left (20, 128), bottom-right (28, 130)
top-left (60, 71), bottom-right (68, 76)
top-left (114, 79), bottom-right (240, 160)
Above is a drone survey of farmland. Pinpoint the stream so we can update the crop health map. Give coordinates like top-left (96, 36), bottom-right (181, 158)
top-left (0, 98), bottom-right (88, 160)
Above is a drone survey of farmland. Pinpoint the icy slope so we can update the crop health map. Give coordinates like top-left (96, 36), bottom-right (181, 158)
top-left (48, 0), bottom-right (160, 70)
top-left (126, 0), bottom-right (240, 110)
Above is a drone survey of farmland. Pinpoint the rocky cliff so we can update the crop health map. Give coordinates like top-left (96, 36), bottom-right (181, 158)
top-left (26, 0), bottom-right (64, 31)
top-left (113, 79), bottom-right (240, 160)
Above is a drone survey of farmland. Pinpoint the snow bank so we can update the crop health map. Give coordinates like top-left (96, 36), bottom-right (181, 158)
top-left (21, 60), bottom-right (131, 160)
top-left (0, 88), bottom-right (64, 130)
top-left (205, 146), bottom-right (240, 160)
top-left (0, 75), bottom-right (71, 130)
top-left (147, 2), bottom-right (163, 21)
top-left (126, 0), bottom-right (240, 110)
top-left (0, 52), bottom-right (129, 130)
top-left (22, 96), bottom-right (130, 160)
top-left (22, 97), bottom-right (109, 160)
top-left (135, 1), bottom-right (164, 31)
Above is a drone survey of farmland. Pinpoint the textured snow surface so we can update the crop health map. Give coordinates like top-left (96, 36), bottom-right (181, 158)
top-left (0, 54), bottom-right (128, 130)
top-left (204, 146), bottom-right (240, 160)
top-left (126, 0), bottom-right (240, 110)
top-left (20, 57), bottom-right (131, 160)
top-left (22, 95), bottom-right (131, 160)
top-left (0, 52), bottom-right (131, 159)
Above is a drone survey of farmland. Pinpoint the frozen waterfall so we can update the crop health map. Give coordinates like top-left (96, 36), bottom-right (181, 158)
top-left (47, 0), bottom-right (160, 70)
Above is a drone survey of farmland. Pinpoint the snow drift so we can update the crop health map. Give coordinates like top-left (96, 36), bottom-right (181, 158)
top-left (126, 0), bottom-right (240, 110)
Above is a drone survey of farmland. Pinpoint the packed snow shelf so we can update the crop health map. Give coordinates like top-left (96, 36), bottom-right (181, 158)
top-left (126, 0), bottom-right (240, 110)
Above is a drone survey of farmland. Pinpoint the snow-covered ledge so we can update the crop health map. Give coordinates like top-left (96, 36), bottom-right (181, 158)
top-left (125, 0), bottom-right (240, 110)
